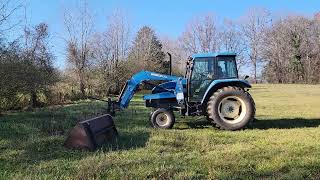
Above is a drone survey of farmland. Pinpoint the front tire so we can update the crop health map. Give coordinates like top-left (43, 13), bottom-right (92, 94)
top-left (207, 86), bottom-right (255, 130)
top-left (150, 108), bottom-right (175, 129)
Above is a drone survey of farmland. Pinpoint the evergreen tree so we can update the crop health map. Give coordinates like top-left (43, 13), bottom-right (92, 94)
top-left (128, 26), bottom-right (166, 73)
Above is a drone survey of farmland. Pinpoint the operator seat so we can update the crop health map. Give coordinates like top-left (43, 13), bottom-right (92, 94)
top-left (217, 66), bottom-right (225, 78)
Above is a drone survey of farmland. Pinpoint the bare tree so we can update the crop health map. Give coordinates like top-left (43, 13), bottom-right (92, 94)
top-left (90, 10), bottom-right (131, 94)
top-left (0, 0), bottom-right (23, 36)
top-left (220, 19), bottom-right (246, 73)
top-left (179, 14), bottom-right (219, 54)
top-left (315, 12), bottom-right (320, 22)
top-left (240, 7), bottom-right (271, 83)
top-left (64, 0), bottom-right (93, 98)
top-left (105, 10), bottom-right (131, 69)
top-left (161, 36), bottom-right (188, 75)
top-left (262, 15), bottom-right (320, 84)
top-left (23, 23), bottom-right (56, 107)
top-left (262, 17), bottom-right (292, 83)
top-left (309, 14), bottom-right (320, 83)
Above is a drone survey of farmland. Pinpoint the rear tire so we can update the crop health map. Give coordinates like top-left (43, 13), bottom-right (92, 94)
top-left (207, 86), bottom-right (255, 130)
top-left (150, 108), bottom-right (175, 129)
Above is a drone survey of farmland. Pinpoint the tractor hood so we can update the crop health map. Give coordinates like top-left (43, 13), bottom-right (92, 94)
top-left (143, 78), bottom-right (186, 101)
top-left (143, 91), bottom-right (176, 100)
top-left (151, 78), bottom-right (186, 94)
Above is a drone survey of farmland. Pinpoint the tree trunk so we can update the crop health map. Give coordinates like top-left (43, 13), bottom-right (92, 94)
top-left (80, 80), bottom-right (86, 98)
top-left (253, 61), bottom-right (257, 84)
top-left (79, 68), bottom-right (86, 99)
top-left (30, 90), bottom-right (38, 108)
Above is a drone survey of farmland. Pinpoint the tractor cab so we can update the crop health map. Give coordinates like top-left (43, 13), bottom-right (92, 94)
top-left (185, 52), bottom-right (238, 102)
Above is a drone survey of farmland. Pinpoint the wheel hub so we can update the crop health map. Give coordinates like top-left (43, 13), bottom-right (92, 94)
top-left (156, 113), bottom-right (169, 126)
top-left (228, 106), bottom-right (234, 112)
top-left (218, 96), bottom-right (247, 124)
top-left (221, 100), bottom-right (241, 119)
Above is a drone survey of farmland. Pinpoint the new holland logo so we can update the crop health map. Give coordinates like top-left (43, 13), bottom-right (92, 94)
top-left (151, 73), bottom-right (167, 78)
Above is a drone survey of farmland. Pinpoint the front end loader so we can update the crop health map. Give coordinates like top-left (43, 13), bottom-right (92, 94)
top-left (64, 52), bottom-right (255, 150)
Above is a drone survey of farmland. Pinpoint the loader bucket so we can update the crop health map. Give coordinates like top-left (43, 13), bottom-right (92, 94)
top-left (64, 114), bottom-right (118, 151)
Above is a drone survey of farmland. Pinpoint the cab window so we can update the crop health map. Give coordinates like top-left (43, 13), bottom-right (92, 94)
top-left (189, 58), bottom-right (214, 101)
top-left (217, 56), bottom-right (237, 79)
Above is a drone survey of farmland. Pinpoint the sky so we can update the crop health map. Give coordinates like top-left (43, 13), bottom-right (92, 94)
top-left (18, 0), bottom-right (320, 69)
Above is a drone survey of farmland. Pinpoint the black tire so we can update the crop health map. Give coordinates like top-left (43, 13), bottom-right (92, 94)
top-left (207, 86), bottom-right (255, 130)
top-left (150, 108), bottom-right (175, 129)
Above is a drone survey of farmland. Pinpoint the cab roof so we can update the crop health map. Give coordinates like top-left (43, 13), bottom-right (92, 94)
top-left (192, 52), bottom-right (236, 58)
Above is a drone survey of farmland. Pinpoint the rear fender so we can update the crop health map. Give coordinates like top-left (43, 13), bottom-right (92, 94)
top-left (201, 79), bottom-right (252, 105)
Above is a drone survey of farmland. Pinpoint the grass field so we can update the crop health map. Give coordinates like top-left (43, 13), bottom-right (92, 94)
top-left (1, 84), bottom-right (320, 179)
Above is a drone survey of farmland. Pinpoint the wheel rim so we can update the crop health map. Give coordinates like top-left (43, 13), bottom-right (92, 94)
top-left (218, 96), bottom-right (247, 124)
top-left (156, 112), bottom-right (170, 127)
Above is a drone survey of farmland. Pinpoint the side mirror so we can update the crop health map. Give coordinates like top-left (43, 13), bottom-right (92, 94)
top-left (244, 75), bottom-right (249, 80)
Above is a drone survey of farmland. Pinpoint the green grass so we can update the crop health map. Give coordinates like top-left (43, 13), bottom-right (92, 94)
top-left (1, 84), bottom-right (320, 179)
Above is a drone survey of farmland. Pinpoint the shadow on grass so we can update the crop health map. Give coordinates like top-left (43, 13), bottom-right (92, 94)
top-left (249, 118), bottom-right (320, 129)
top-left (176, 118), bottom-right (320, 130)
top-left (182, 120), bottom-right (212, 129)
top-left (0, 101), bottom-right (151, 172)
top-left (102, 130), bottom-right (150, 151)
top-left (1, 129), bottom-right (150, 173)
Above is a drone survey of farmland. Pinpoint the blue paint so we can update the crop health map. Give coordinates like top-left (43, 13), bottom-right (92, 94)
top-left (118, 53), bottom-right (252, 110)
top-left (192, 52), bottom-right (236, 59)
top-left (152, 78), bottom-right (187, 93)
top-left (143, 92), bottom-right (176, 100)
top-left (119, 71), bottom-right (182, 109)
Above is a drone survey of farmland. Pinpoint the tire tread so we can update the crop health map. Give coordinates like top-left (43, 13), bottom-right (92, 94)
top-left (206, 86), bottom-right (255, 130)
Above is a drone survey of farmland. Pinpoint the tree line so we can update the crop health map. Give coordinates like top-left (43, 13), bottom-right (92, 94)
top-left (1, 1), bottom-right (320, 112)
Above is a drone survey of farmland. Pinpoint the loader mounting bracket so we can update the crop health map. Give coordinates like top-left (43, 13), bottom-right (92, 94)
top-left (107, 98), bottom-right (120, 116)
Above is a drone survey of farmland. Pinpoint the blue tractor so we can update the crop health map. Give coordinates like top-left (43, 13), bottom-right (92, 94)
top-left (65, 52), bottom-right (255, 150)
top-left (116, 52), bottom-right (255, 130)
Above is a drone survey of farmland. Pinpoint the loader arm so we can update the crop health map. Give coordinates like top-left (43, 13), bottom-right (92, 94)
top-left (117, 71), bottom-right (181, 109)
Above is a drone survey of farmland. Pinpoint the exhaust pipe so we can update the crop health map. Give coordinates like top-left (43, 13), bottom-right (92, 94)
top-left (167, 52), bottom-right (172, 75)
